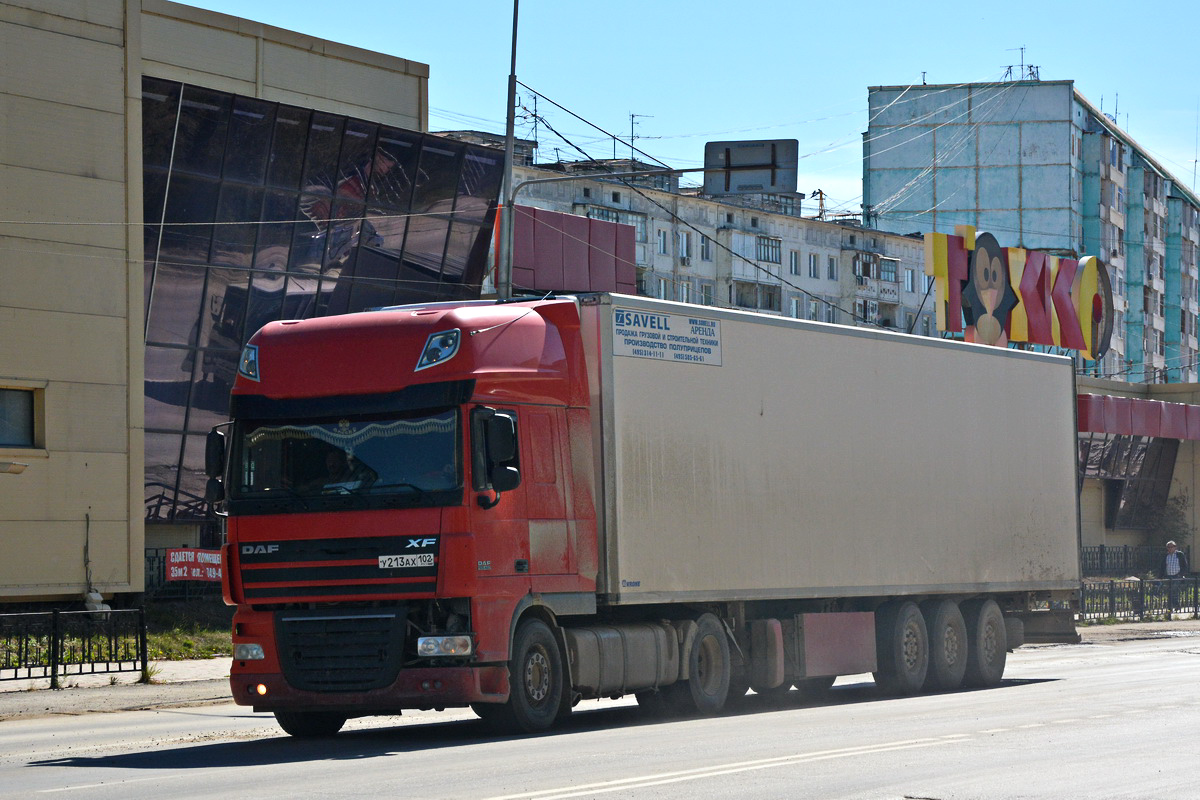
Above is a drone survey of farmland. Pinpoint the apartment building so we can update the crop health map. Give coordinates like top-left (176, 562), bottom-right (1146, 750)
top-left (509, 160), bottom-right (934, 336)
top-left (864, 78), bottom-right (1200, 382)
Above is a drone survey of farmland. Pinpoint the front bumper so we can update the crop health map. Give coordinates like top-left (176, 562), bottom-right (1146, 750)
top-left (232, 665), bottom-right (510, 714)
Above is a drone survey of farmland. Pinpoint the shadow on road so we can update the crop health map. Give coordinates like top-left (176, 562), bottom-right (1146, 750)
top-left (28, 677), bottom-right (1056, 771)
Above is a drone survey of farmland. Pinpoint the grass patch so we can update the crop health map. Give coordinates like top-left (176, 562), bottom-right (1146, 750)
top-left (145, 599), bottom-right (233, 661)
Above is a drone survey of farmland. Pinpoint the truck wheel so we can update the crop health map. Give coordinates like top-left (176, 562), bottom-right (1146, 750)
top-left (920, 599), bottom-right (967, 691)
top-left (873, 601), bottom-right (929, 695)
top-left (490, 618), bottom-right (565, 734)
top-left (274, 710), bottom-right (346, 738)
top-left (962, 598), bottom-right (1007, 688)
top-left (680, 613), bottom-right (731, 714)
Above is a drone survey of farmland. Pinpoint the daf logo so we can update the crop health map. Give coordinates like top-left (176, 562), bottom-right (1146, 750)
top-left (242, 544), bottom-right (280, 555)
top-left (406, 538), bottom-right (437, 548)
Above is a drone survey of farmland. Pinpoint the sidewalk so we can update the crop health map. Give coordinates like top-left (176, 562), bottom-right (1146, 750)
top-left (0, 658), bottom-right (232, 721)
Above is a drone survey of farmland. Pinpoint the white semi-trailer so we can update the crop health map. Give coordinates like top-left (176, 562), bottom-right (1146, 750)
top-left (215, 293), bottom-right (1080, 736)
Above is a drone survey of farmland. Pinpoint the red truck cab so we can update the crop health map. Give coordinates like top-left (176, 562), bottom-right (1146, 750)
top-left (212, 297), bottom-right (597, 736)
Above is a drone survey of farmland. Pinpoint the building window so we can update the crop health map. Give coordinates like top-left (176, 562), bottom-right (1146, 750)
top-left (733, 281), bottom-right (780, 312)
top-left (751, 217), bottom-right (759, 228)
top-left (808, 253), bottom-right (820, 279)
top-left (612, 191), bottom-right (621, 203)
top-left (827, 256), bottom-right (838, 281)
top-left (657, 229), bottom-right (669, 255)
top-left (904, 268), bottom-right (916, 293)
top-left (790, 251), bottom-right (800, 275)
top-left (657, 277), bottom-right (668, 299)
top-left (700, 235), bottom-right (713, 261)
top-left (790, 297), bottom-right (801, 317)
top-left (756, 236), bottom-right (782, 264)
top-left (679, 281), bottom-right (692, 303)
top-left (701, 283), bottom-right (714, 306)
top-left (0, 388), bottom-right (36, 448)
top-left (880, 258), bottom-right (897, 282)
top-left (582, 187), bottom-right (591, 198)
top-left (140, 77), bottom-right (507, 522)
top-left (677, 231), bottom-right (691, 259)
top-left (589, 207), bottom-right (619, 223)
top-left (726, 213), bottom-right (734, 224)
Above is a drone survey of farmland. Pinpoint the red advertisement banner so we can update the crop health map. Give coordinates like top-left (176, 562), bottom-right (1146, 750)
top-left (166, 548), bottom-right (224, 582)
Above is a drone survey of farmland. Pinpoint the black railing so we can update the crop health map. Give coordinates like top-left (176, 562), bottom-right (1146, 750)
top-left (0, 609), bottom-right (148, 688)
top-left (1081, 578), bottom-right (1200, 621)
top-left (1080, 545), bottom-right (1187, 577)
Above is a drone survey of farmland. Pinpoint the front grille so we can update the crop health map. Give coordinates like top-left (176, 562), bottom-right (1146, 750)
top-left (239, 535), bottom-right (438, 601)
top-left (275, 608), bottom-right (406, 692)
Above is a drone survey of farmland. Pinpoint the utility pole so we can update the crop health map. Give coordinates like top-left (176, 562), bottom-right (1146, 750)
top-left (630, 113), bottom-right (652, 163)
top-left (497, 0), bottom-right (519, 300)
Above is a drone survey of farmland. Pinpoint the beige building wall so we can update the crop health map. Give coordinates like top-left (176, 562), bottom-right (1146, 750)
top-left (0, 0), bottom-right (143, 601)
top-left (0, 0), bottom-right (428, 602)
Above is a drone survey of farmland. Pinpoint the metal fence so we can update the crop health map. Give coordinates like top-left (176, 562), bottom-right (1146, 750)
top-left (1080, 545), bottom-right (1185, 577)
top-left (1081, 578), bottom-right (1200, 621)
top-left (0, 609), bottom-right (148, 688)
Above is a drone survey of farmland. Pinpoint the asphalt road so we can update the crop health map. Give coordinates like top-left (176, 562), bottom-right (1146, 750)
top-left (1, 621), bottom-right (1198, 799)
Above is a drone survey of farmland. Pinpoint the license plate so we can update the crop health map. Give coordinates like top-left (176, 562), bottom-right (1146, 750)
top-left (378, 553), bottom-right (434, 569)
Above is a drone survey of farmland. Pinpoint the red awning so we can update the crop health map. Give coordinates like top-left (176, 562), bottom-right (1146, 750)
top-left (1077, 393), bottom-right (1200, 440)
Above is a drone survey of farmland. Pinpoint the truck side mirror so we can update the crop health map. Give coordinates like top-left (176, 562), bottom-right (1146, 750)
top-left (472, 407), bottom-right (521, 507)
top-left (205, 476), bottom-right (226, 504)
top-left (205, 429), bottom-right (226, 479)
top-left (484, 413), bottom-right (517, 464)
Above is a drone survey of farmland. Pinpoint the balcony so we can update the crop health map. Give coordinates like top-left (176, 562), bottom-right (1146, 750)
top-left (855, 275), bottom-right (899, 303)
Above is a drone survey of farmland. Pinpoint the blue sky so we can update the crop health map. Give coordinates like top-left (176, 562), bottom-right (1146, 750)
top-left (186, 0), bottom-right (1200, 216)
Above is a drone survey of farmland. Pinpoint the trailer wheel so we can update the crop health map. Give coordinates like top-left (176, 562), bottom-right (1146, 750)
top-left (962, 598), bottom-right (1007, 688)
top-left (680, 613), bottom-right (731, 714)
top-left (873, 601), bottom-right (929, 695)
top-left (487, 618), bottom-right (566, 734)
top-left (920, 599), bottom-right (967, 691)
top-left (273, 710), bottom-right (347, 738)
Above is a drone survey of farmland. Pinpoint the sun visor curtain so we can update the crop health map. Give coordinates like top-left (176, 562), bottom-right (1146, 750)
top-left (231, 380), bottom-right (475, 420)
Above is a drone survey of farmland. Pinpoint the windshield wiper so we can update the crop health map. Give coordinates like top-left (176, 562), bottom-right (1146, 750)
top-left (366, 482), bottom-right (431, 505)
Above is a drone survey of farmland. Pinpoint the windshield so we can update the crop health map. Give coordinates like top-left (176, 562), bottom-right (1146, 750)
top-left (228, 408), bottom-right (461, 513)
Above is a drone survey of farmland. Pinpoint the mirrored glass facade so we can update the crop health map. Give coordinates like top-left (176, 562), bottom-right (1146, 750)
top-left (142, 77), bottom-right (502, 523)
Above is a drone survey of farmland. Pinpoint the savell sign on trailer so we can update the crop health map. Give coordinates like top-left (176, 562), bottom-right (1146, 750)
top-left (925, 226), bottom-right (1114, 361)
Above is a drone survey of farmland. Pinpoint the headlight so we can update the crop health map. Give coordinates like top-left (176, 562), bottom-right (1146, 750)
top-left (234, 643), bottom-right (266, 660)
top-left (238, 344), bottom-right (260, 381)
top-left (415, 329), bottom-right (461, 371)
top-left (417, 635), bottom-right (473, 656)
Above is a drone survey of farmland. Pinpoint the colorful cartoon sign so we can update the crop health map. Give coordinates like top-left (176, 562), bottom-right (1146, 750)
top-left (924, 226), bottom-right (1114, 360)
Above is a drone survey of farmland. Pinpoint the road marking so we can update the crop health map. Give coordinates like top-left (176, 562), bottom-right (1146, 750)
top-left (1089, 714), bottom-right (1114, 719)
top-left (1017, 723), bottom-right (1045, 729)
top-left (980, 728), bottom-right (1010, 734)
top-left (39, 774), bottom-right (187, 793)
top-left (480, 736), bottom-right (961, 800)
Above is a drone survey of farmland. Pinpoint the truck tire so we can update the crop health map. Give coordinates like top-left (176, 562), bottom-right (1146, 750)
top-left (488, 618), bottom-right (566, 734)
top-left (962, 598), bottom-right (1007, 688)
top-left (680, 613), bottom-right (731, 714)
top-left (873, 601), bottom-right (929, 695)
top-left (274, 710), bottom-right (347, 738)
top-left (920, 599), bottom-right (968, 691)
